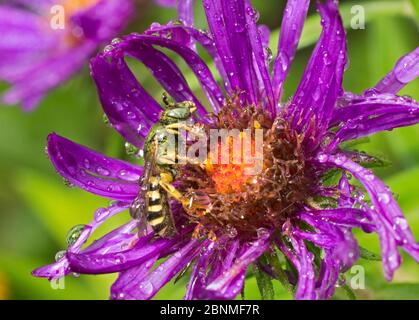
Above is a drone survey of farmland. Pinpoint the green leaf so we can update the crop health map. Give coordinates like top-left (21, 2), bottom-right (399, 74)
top-left (408, 0), bottom-right (419, 21)
top-left (359, 246), bottom-right (382, 261)
top-left (14, 169), bottom-right (112, 246)
top-left (367, 283), bottom-right (419, 300)
top-left (251, 263), bottom-right (275, 300)
top-left (340, 137), bottom-right (371, 150)
top-left (346, 151), bottom-right (392, 169)
top-left (341, 284), bottom-right (357, 300)
top-left (266, 251), bottom-right (294, 294)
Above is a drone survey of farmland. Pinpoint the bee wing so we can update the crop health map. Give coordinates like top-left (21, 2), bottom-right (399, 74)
top-left (130, 142), bottom-right (159, 234)
top-left (160, 191), bottom-right (177, 238)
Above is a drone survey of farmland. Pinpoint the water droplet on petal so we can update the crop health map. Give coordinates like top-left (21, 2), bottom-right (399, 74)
top-left (103, 45), bottom-right (114, 53)
top-left (125, 142), bottom-right (140, 156)
top-left (55, 250), bottom-right (66, 261)
top-left (66, 224), bottom-right (86, 246)
top-left (378, 192), bottom-right (390, 204)
top-left (364, 173), bottom-right (375, 181)
top-left (317, 153), bottom-right (328, 163)
top-left (63, 179), bottom-right (76, 188)
top-left (256, 227), bottom-right (269, 238)
top-left (395, 217), bottom-right (409, 230)
top-left (96, 166), bottom-right (110, 176)
top-left (94, 207), bottom-right (108, 221)
top-left (139, 281), bottom-right (154, 296)
top-left (226, 224), bottom-right (238, 238)
top-left (111, 38), bottom-right (122, 45)
top-left (102, 114), bottom-right (112, 127)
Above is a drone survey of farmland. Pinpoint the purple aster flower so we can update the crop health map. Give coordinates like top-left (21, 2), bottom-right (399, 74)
top-left (33, 0), bottom-right (419, 300)
top-left (0, 0), bottom-right (177, 111)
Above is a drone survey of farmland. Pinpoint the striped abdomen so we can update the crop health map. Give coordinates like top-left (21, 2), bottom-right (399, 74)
top-left (146, 176), bottom-right (168, 236)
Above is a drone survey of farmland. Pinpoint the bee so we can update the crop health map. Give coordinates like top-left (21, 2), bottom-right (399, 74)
top-left (130, 96), bottom-right (199, 238)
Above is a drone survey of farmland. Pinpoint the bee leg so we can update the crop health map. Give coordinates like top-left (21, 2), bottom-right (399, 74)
top-left (192, 223), bottom-right (204, 239)
top-left (158, 172), bottom-right (184, 202)
top-left (207, 230), bottom-right (217, 242)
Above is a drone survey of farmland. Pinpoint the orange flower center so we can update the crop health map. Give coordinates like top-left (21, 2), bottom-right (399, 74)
top-left (63, 0), bottom-right (99, 15)
top-left (206, 132), bottom-right (261, 194)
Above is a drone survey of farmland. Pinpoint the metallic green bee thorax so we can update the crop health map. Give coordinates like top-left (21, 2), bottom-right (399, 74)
top-left (159, 101), bottom-right (197, 125)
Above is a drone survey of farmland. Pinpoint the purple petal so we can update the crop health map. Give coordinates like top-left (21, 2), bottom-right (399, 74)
top-left (31, 258), bottom-right (71, 280)
top-left (338, 173), bottom-right (352, 206)
top-left (2, 42), bottom-right (95, 111)
top-left (317, 250), bottom-right (340, 299)
top-left (70, 0), bottom-right (133, 42)
top-left (178, 0), bottom-right (194, 26)
top-left (258, 25), bottom-right (270, 48)
top-left (111, 33), bottom-right (224, 116)
top-left (316, 153), bottom-right (419, 280)
top-left (331, 92), bottom-right (419, 126)
top-left (187, 239), bottom-right (246, 300)
top-left (122, 43), bottom-right (207, 115)
top-left (32, 202), bottom-right (131, 279)
top-left (205, 233), bottom-right (270, 298)
top-left (244, 0), bottom-right (276, 116)
top-left (91, 53), bottom-right (158, 148)
top-left (288, 0), bottom-right (347, 145)
top-left (145, 23), bottom-right (227, 109)
top-left (220, 0), bottom-right (259, 104)
top-left (328, 109), bottom-right (419, 151)
top-left (67, 233), bottom-right (176, 274)
top-left (298, 214), bottom-right (360, 269)
top-left (374, 47), bottom-right (419, 94)
top-left (272, 0), bottom-right (310, 102)
top-left (184, 240), bottom-right (217, 300)
top-left (111, 256), bottom-right (159, 300)
top-left (114, 239), bottom-right (207, 300)
top-left (276, 231), bottom-right (317, 300)
top-left (47, 133), bottom-right (142, 201)
top-left (0, 6), bottom-right (57, 54)
top-left (298, 209), bottom-right (374, 232)
top-left (202, 0), bottom-right (242, 93)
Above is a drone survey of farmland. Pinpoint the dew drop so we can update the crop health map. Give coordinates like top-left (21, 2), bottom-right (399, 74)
top-left (94, 207), bottom-right (108, 221)
top-left (66, 224), bottom-right (86, 246)
top-left (139, 281), bottom-right (154, 296)
top-left (377, 192), bottom-right (390, 204)
top-left (265, 47), bottom-right (273, 63)
top-left (317, 153), bottom-right (328, 163)
top-left (395, 217), bottom-right (409, 230)
top-left (102, 114), bottom-right (111, 127)
top-left (103, 45), bottom-right (114, 53)
top-left (226, 224), bottom-right (238, 238)
top-left (83, 158), bottom-right (90, 169)
top-left (63, 179), bottom-right (75, 188)
top-left (125, 142), bottom-right (140, 156)
top-left (96, 166), bottom-right (110, 176)
top-left (55, 250), bottom-right (66, 261)
top-left (364, 173), bottom-right (375, 181)
top-left (111, 38), bottom-right (122, 45)
top-left (256, 227), bottom-right (269, 238)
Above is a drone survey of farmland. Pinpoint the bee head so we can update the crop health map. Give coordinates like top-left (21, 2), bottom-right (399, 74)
top-left (160, 101), bottom-right (197, 124)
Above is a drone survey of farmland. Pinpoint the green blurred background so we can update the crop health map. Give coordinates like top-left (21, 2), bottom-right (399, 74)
top-left (0, 0), bottom-right (418, 299)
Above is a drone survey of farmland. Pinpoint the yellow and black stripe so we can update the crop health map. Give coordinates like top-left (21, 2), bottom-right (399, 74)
top-left (146, 177), bottom-right (167, 235)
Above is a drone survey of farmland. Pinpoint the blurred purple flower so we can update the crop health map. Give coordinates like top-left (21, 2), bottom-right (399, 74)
top-left (0, 0), bottom-right (176, 111)
top-left (33, 0), bottom-right (419, 300)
